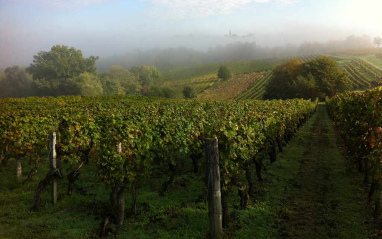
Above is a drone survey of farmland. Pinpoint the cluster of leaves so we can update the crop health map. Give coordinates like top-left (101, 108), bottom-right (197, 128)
top-left (264, 57), bottom-right (350, 100)
top-left (217, 66), bottom-right (232, 81)
top-left (327, 87), bottom-right (382, 217)
top-left (0, 66), bottom-right (36, 98)
top-left (182, 86), bottom-right (196, 99)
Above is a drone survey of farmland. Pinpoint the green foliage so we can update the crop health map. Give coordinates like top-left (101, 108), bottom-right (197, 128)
top-left (108, 65), bottom-right (140, 95)
top-left (0, 66), bottom-right (34, 98)
top-left (292, 75), bottom-right (316, 99)
top-left (130, 65), bottom-right (161, 86)
top-left (0, 95), bottom-right (317, 237)
top-left (100, 74), bottom-right (125, 95)
top-left (145, 85), bottom-right (180, 98)
top-left (328, 87), bottom-right (382, 218)
top-left (264, 58), bottom-right (303, 99)
top-left (217, 65), bottom-right (232, 81)
top-left (26, 45), bottom-right (99, 96)
top-left (301, 56), bottom-right (350, 98)
top-left (66, 72), bottom-right (104, 96)
top-left (182, 86), bottom-right (196, 99)
top-left (265, 57), bottom-right (349, 100)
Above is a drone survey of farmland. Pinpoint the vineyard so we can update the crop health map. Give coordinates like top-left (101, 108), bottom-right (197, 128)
top-left (161, 58), bottom-right (283, 82)
top-left (361, 55), bottom-right (382, 70)
top-left (0, 95), bottom-right (317, 238)
top-left (161, 55), bottom-right (319, 101)
top-left (197, 72), bottom-right (265, 100)
top-left (341, 59), bottom-right (381, 90)
top-left (161, 73), bottom-right (218, 94)
top-left (327, 87), bottom-right (382, 218)
top-left (1, 55), bottom-right (381, 238)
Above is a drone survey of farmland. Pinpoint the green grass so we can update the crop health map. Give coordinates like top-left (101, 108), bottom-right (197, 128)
top-left (0, 157), bottom-right (211, 239)
top-left (322, 112), bottom-right (370, 239)
top-left (233, 106), bottom-right (317, 238)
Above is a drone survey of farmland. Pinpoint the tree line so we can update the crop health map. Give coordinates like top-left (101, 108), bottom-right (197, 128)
top-left (0, 45), bottom-right (186, 99)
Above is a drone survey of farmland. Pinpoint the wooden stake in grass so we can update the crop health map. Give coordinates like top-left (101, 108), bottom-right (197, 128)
top-left (50, 132), bottom-right (57, 205)
top-left (16, 156), bottom-right (22, 183)
top-left (110, 142), bottom-right (126, 225)
top-left (205, 138), bottom-right (222, 239)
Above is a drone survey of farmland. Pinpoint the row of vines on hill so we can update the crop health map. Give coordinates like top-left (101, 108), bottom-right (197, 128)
top-left (327, 87), bottom-right (382, 218)
top-left (0, 96), bottom-right (317, 229)
top-left (342, 59), bottom-right (381, 90)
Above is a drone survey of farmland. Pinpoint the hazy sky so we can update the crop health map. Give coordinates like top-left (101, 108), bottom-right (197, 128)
top-left (0, 0), bottom-right (381, 68)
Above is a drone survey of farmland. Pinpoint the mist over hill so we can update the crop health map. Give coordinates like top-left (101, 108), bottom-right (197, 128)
top-left (95, 35), bottom-right (373, 72)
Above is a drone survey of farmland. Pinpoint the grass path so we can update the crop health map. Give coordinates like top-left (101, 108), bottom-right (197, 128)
top-left (234, 103), bottom-right (371, 238)
top-left (277, 103), bottom-right (370, 238)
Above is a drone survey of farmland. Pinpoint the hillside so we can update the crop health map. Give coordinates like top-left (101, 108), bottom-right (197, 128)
top-left (160, 55), bottom-right (321, 100)
top-left (160, 53), bottom-right (381, 101)
top-left (197, 72), bottom-right (265, 100)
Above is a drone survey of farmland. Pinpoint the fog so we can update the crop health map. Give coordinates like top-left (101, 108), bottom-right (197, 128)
top-left (1, 0), bottom-right (381, 70)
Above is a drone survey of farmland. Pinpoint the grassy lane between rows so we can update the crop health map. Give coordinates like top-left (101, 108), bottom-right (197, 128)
top-left (232, 102), bottom-right (318, 238)
top-left (234, 103), bottom-right (371, 239)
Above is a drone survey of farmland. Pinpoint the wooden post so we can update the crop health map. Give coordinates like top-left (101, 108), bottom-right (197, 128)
top-left (205, 138), bottom-right (222, 239)
top-left (116, 142), bottom-right (125, 225)
top-left (16, 156), bottom-right (22, 183)
top-left (116, 143), bottom-right (122, 154)
top-left (50, 132), bottom-right (57, 205)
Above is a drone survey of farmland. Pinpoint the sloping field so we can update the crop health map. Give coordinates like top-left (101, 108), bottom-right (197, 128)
top-left (198, 72), bottom-right (265, 100)
top-left (341, 59), bottom-right (381, 90)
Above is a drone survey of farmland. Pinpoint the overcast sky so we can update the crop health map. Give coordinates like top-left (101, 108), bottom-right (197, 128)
top-left (0, 0), bottom-right (381, 68)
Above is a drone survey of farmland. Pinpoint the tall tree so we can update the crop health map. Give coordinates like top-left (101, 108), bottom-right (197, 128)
top-left (100, 74), bottom-right (125, 95)
top-left (109, 65), bottom-right (140, 95)
top-left (217, 65), bottom-right (232, 81)
top-left (182, 86), bottom-right (196, 99)
top-left (130, 65), bottom-right (161, 86)
top-left (66, 72), bottom-right (104, 96)
top-left (264, 58), bottom-right (302, 99)
top-left (0, 66), bottom-right (33, 98)
top-left (264, 57), bottom-right (349, 100)
top-left (301, 57), bottom-right (349, 98)
top-left (27, 45), bottom-right (98, 96)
